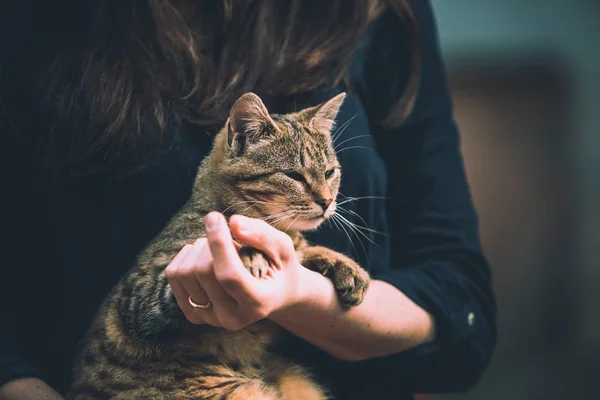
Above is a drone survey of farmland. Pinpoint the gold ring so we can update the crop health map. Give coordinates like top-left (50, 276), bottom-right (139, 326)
top-left (188, 295), bottom-right (212, 309)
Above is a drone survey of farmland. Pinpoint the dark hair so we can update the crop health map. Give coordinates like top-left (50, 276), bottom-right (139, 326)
top-left (40, 0), bottom-right (418, 173)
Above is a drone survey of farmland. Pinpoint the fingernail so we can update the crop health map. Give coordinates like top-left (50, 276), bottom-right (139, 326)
top-left (206, 212), bottom-right (221, 231)
top-left (234, 215), bottom-right (250, 232)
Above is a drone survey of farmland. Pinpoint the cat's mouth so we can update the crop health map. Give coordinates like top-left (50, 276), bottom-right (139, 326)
top-left (260, 201), bottom-right (336, 232)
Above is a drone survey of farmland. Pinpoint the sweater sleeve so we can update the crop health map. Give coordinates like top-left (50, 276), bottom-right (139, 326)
top-left (351, 1), bottom-right (497, 393)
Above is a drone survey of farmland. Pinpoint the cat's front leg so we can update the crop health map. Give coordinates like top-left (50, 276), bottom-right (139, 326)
top-left (115, 267), bottom-right (186, 344)
top-left (300, 246), bottom-right (370, 307)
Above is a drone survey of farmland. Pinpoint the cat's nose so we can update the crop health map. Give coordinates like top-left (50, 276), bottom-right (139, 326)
top-left (316, 198), bottom-right (333, 211)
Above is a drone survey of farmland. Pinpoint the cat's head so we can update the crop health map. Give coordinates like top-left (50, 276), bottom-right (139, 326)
top-left (210, 92), bottom-right (346, 232)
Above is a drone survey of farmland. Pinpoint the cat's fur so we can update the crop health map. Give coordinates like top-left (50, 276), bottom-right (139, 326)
top-left (68, 93), bottom-right (369, 400)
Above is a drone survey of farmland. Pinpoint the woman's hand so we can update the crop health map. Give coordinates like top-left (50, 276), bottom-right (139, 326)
top-left (165, 212), bottom-right (305, 330)
top-left (165, 211), bottom-right (435, 361)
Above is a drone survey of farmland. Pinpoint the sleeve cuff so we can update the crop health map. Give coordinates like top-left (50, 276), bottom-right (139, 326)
top-left (373, 268), bottom-right (482, 347)
top-left (353, 268), bottom-right (495, 393)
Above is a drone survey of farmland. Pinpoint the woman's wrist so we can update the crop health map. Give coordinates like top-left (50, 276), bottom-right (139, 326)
top-left (275, 264), bottom-right (336, 320)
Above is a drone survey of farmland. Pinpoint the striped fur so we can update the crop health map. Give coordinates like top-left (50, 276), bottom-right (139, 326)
top-left (68, 93), bottom-right (369, 399)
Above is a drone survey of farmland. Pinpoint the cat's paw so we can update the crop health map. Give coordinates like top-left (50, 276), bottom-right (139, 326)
top-left (323, 258), bottom-right (370, 307)
top-left (238, 246), bottom-right (272, 279)
top-left (303, 250), bottom-right (369, 306)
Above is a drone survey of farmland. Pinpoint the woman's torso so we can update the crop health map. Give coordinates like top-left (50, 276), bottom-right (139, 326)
top-left (1, 8), bottom-right (412, 398)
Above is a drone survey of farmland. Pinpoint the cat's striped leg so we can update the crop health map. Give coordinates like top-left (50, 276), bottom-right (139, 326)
top-left (116, 267), bottom-right (185, 343)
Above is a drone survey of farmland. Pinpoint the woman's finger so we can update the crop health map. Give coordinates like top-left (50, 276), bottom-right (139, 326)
top-left (192, 241), bottom-right (238, 313)
top-left (167, 273), bottom-right (206, 324)
top-left (165, 243), bottom-right (194, 313)
top-left (173, 239), bottom-right (223, 326)
top-left (165, 243), bottom-right (210, 325)
top-left (229, 214), bottom-right (295, 263)
top-left (179, 239), bottom-right (211, 306)
top-left (165, 243), bottom-right (193, 275)
top-left (205, 212), bottom-right (257, 299)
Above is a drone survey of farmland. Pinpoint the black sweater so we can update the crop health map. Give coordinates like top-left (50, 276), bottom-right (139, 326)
top-left (0, 1), bottom-right (496, 399)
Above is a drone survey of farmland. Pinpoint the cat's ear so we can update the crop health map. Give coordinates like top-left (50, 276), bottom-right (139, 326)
top-left (227, 93), bottom-right (277, 154)
top-left (307, 92), bottom-right (347, 133)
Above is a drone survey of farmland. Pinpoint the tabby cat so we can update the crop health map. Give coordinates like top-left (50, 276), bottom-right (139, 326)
top-left (68, 92), bottom-right (370, 400)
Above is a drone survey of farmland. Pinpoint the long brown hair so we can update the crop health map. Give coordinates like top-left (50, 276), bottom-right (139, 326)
top-left (40, 0), bottom-right (418, 173)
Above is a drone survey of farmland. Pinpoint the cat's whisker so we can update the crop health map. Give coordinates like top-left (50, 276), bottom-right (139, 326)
top-left (332, 214), bottom-right (369, 259)
top-left (333, 213), bottom-right (369, 246)
top-left (239, 203), bottom-right (260, 216)
top-left (240, 203), bottom-right (288, 218)
top-left (261, 210), bottom-right (285, 220)
top-left (331, 113), bottom-right (355, 142)
top-left (267, 212), bottom-right (289, 223)
top-left (336, 207), bottom-right (386, 236)
top-left (336, 195), bottom-right (388, 206)
top-left (284, 214), bottom-right (302, 234)
top-left (336, 192), bottom-right (352, 202)
top-left (261, 210), bottom-right (289, 223)
top-left (328, 212), bottom-right (344, 236)
top-left (333, 134), bottom-right (371, 151)
top-left (336, 216), bottom-right (379, 245)
top-left (273, 217), bottom-right (293, 231)
top-left (253, 193), bottom-right (288, 205)
top-left (271, 213), bottom-right (293, 229)
top-left (333, 213), bottom-right (378, 247)
top-left (325, 218), bottom-right (333, 230)
top-left (220, 200), bottom-right (285, 215)
top-left (337, 192), bottom-right (385, 201)
top-left (330, 213), bottom-right (362, 258)
top-left (332, 111), bottom-right (361, 143)
top-left (334, 212), bottom-right (378, 238)
top-left (253, 194), bottom-right (266, 202)
top-left (270, 219), bottom-right (286, 230)
top-left (335, 145), bottom-right (374, 155)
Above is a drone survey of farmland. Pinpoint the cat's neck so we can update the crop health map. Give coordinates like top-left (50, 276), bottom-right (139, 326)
top-left (187, 167), bottom-right (224, 217)
top-left (187, 134), bottom-right (235, 217)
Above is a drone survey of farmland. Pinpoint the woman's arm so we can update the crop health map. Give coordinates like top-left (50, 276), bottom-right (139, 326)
top-left (271, 269), bottom-right (436, 361)
top-left (0, 378), bottom-right (63, 400)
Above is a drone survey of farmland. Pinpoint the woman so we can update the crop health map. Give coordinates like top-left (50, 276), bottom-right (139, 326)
top-left (0, 1), bottom-right (496, 399)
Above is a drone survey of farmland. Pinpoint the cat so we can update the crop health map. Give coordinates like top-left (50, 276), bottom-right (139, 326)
top-left (67, 92), bottom-right (370, 400)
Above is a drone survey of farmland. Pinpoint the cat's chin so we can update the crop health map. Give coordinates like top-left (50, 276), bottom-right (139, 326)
top-left (286, 217), bottom-right (325, 232)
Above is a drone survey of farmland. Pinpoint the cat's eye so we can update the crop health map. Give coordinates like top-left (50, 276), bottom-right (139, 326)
top-left (325, 169), bottom-right (336, 179)
top-left (284, 171), bottom-right (305, 182)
